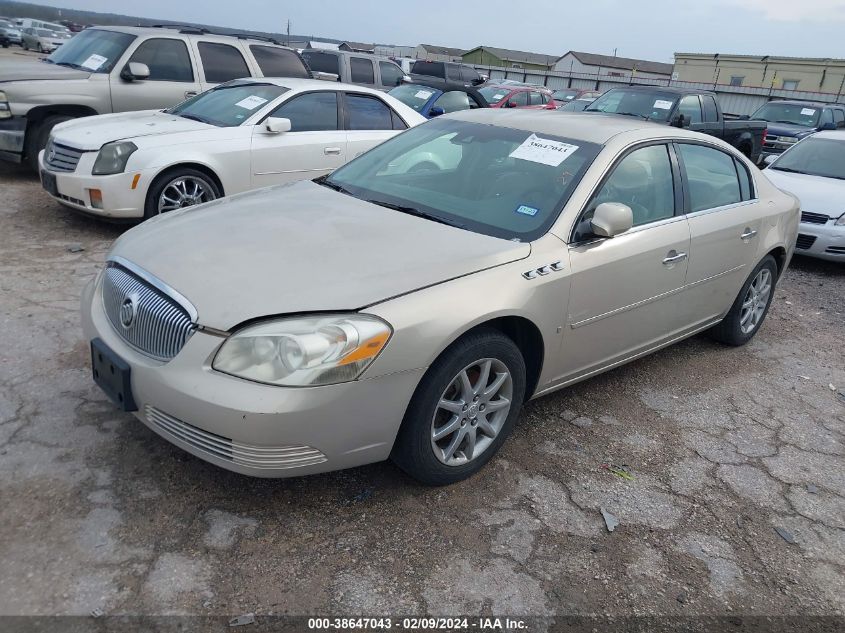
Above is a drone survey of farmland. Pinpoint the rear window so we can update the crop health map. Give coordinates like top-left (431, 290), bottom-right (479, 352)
top-left (412, 61), bottom-right (444, 78)
top-left (249, 45), bottom-right (309, 78)
top-left (301, 50), bottom-right (340, 76)
top-left (198, 42), bottom-right (250, 83)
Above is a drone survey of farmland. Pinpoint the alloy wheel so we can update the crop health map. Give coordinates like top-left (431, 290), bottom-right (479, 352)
top-left (739, 268), bottom-right (772, 334)
top-left (430, 358), bottom-right (512, 466)
top-left (157, 176), bottom-right (215, 214)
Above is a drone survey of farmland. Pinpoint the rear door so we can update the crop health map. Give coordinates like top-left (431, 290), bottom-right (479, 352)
top-left (343, 92), bottom-right (408, 160)
top-left (250, 90), bottom-right (346, 187)
top-left (561, 143), bottom-right (690, 382)
top-left (677, 141), bottom-right (764, 325)
top-left (110, 37), bottom-right (200, 111)
top-left (194, 40), bottom-right (252, 91)
top-left (349, 56), bottom-right (377, 87)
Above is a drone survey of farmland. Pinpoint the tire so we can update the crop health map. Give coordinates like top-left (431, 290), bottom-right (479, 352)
top-left (22, 41), bottom-right (27, 50)
top-left (36, 42), bottom-right (42, 53)
top-left (708, 255), bottom-right (777, 346)
top-left (25, 114), bottom-right (73, 172)
top-left (391, 327), bottom-right (526, 485)
top-left (144, 168), bottom-right (221, 220)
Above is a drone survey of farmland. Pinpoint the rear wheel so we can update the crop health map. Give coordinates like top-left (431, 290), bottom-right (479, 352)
top-left (144, 168), bottom-right (220, 220)
top-left (25, 114), bottom-right (73, 172)
top-left (708, 255), bottom-right (777, 346)
top-left (391, 328), bottom-right (526, 485)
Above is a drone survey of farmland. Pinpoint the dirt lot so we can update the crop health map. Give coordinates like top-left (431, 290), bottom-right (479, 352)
top-left (0, 156), bottom-right (843, 630)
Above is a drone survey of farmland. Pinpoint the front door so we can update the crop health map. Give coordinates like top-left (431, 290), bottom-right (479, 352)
top-left (250, 91), bottom-right (346, 187)
top-left (558, 143), bottom-right (691, 383)
top-left (110, 38), bottom-right (200, 111)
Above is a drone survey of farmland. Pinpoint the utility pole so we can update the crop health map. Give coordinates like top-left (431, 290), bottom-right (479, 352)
top-left (286, 19), bottom-right (291, 46)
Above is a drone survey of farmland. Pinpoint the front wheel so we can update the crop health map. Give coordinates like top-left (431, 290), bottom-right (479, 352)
top-left (144, 168), bottom-right (220, 220)
top-left (391, 328), bottom-right (526, 485)
top-left (708, 255), bottom-right (777, 346)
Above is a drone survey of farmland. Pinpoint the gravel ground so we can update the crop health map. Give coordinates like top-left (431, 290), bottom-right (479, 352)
top-left (0, 160), bottom-right (843, 629)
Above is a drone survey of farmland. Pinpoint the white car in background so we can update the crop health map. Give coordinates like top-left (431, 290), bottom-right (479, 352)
top-left (38, 78), bottom-right (426, 220)
top-left (764, 131), bottom-right (845, 262)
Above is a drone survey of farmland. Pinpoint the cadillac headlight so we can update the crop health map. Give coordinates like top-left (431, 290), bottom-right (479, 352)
top-left (92, 141), bottom-right (137, 175)
top-left (836, 213), bottom-right (845, 226)
top-left (212, 314), bottom-right (392, 387)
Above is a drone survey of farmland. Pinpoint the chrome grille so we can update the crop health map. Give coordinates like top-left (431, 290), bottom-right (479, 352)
top-left (801, 211), bottom-right (830, 225)
top-left (145, 406), bottom-right (327, 469)
top-left (44, 139), bottom-right (84, 173)
top-left (102, 263), bottom-right (196, 361)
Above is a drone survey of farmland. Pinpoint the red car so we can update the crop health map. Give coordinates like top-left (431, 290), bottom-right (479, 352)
top-left (478, 85), bottom-right (557, 110)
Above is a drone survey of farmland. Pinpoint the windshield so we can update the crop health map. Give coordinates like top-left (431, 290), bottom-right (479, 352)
top-left (479, 86), bottom-right (510, 105)
top-left (167, 81), bottom-right (288, 127)
top-left (46, 29), bottom-right (135, 72)
top-left (752, 103), bottom-right (821, 128)
top-left (324, 119), bottom-right (601, 241)
top-left (552, 89), bottom-right (579, 101)
top-left (388, 84), bottom-right (439, 112)
top-left (585, 89), bottom-right (677, 121)
top-left (770, 136), bottom-right (845, 179)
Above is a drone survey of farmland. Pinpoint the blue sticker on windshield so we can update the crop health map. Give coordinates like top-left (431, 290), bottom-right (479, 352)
top-left (515, 205), bottom-right (539, 217)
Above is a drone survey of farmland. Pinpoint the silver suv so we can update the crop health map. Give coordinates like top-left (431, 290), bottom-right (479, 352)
top-left (0, 25), bottom-right (313, 170)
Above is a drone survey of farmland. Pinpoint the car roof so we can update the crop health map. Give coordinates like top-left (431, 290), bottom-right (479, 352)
top-left (446, 109), bottom-right (708, 144)
top-left (231, 77), bottom-right (390, 96)
top-left (605, 85), bottom-right (715, 97)
top-left (87, 25), bottom-right (292, 46)
top-left (765, 100), bottom-right (840, 108)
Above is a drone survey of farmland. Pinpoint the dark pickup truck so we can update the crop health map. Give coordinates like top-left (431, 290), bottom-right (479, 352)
top-left (583, 86), bottom-right (767, 163)
top-left (406, 60), bottom-right (486, 91)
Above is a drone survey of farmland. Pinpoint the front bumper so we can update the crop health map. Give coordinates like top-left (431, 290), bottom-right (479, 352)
top-left (80, 277), bottom-right (424, 478)
top-left (0, 116), bottom-right (26, 160)
top-left (39, 150), bottom-right (149, 219)
top-left (794, 221), bottom-right (845, 262)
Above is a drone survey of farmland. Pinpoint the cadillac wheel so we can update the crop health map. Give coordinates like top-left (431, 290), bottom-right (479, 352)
top-left (145, 168), bottom-right (221, 219)
top-left (392, 329), bottom-right (526, 485)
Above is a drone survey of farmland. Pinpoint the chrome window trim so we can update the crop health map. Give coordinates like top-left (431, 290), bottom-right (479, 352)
top-left (107, 255), bottom-right (198, 322)
top-left (685, 198), bottom-right (758, 219)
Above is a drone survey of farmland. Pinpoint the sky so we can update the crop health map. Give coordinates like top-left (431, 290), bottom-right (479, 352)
top-left (31, 0), bottom-right (845, 62)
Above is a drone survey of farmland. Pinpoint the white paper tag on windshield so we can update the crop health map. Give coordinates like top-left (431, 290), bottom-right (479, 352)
top-left (654, 99), bottom-right (673, 110)
top-left (801, 108), bottom-right (816, 116)
top-left (234, 95), bottom-right (269, 110)
top-left (414, 89), bottom-right (433, 99)
top-left (80, 54), bottom-right (107, 71)
top-left (509, 134), bottom-right (579, 167)
top-left (493, 93), bottom-right (506, 100)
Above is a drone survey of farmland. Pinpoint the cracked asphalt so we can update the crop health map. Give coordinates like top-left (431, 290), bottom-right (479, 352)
top-left (0, 160), bottom-right (843, 626)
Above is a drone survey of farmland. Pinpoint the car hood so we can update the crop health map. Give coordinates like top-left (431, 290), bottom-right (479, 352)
top-left (764, 168), bottom-right (845, 217)
top-left (0, 58), bottom-right (92, 82)
top-left (762, 122), bottom-right (814, 137)
top-left (109, 181), bottom-right (531, 330)
top-left (52, 110), bottom-right (211, 149)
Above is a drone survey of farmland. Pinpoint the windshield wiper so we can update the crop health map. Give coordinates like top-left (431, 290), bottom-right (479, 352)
top-left (614, 111), bottom-right (650, 120)
top-left (53, 61), bottom-right (88, 71)
top-left (774, 120), bottom-right (804, 126)
top-left (316, 176), bottom-right (353, 195)
top-left (176, 113), bottom-right (211, 124)
top-left (367, 199), bottom-right (466, 229)
top-left (770, 166), bottom-right (805, 174)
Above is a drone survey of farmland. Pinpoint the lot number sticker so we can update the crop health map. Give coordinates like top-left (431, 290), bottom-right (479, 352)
top-left (509, 134), bottom-right (579, 167)
top-left (81, 54), bottom-right (108, 71)
top-left (653, 99), bottom-right (674, 110)
top-left (414, 90), bottom-right (433, 100)
top-left (801, 108), bottom-right (817, 116)
top-left (235, 95), bottom-right (269, 110)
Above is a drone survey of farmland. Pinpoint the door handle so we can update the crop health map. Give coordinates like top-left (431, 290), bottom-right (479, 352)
top-left (184, 91), bottom-right (197, 98)
top-left (662, 251), bottom-right (688, 265)
top-left (324, 147), bottom-right (342, 155)
top-left (741, 228), bottom-right (758, 241)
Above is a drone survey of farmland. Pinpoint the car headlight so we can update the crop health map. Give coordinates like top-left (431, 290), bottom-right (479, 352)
top-left (92, 141), bottom-right (137, 175)
top-left (836, 213), bottom-right (845, 226)
top-left (0, 90), bottom-right (10, 120)
top-left (212, 314), bottom-right (392, 387)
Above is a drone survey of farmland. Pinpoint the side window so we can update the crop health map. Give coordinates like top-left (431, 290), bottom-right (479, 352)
top-left (249, 46), bottom-right (309, 78)
top-left (834, 109), bottom-right (845, 128)
top-left (734, 158), bottom-right (753, 201)
top-left (446, 64), bottom-right (461, 81)
top-left (460, 66), bottom-right (480, 83)
top-left (350, 57), bottom-right (375, 85)
top-left (678, 143), bottom-right (742, 212)
top-left (198, 42), bottom-right (250, 83)
top-left (590, 144), bottom-right (676, 228)
top-left (702, 96), bottom-right (719, 122)
top-left (678, 95), bottom-right (702, 124)
top-left (273, 92), bottom-right (338, 132)
top-left (508, 92), bottom-right (528, 107)
top-left (301, 51), bottom-right (340, 76)
top-left (820, 109), bottom-right (835, 126)
top-left (379, 61), bottom-right (404, 87)
top-left (432, 91), bottom-right (471, 114)
top-left (128, 38), bottom-right (193, 82)
top-left (390, 109), bottom-right (407, 131)
top-left (346, 94), bottom-right (393, 130)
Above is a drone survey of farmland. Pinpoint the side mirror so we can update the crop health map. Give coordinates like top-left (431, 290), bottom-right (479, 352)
top-left (738, 114), bottom-right (750, 120)
top-left (819, 121), bottom-right (836, 131)
top-left (312, 71), bottom-right (340, 82)
top-left (590, 202), bottom-right (633, 238)
top-left (763, 154), bottom-right (777, 166)
top-left (505, 100), bottom-right (518, 108)
top-left (471, 77), bottom-right (484, 86)
top-left (671, 113), bottom-right (686, 128)
top-left (401, 75), bottom-right (412, 84)
top-left (428, 106), bottom-right (445, 118)
top-left (264, 117), bottom-right (291, 134)
top-left (120, 62), bottom-right (150, 82)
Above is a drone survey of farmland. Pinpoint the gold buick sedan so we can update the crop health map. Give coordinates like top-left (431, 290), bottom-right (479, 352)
top-left (82, 110), bottom-right (799, 485)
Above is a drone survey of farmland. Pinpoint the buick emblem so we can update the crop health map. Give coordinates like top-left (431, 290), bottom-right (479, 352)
top-left (119, 294), bottom-right (138, 329)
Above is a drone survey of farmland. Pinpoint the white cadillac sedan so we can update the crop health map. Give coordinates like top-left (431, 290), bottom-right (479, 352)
top-left (764, 130), bottom-right (845, 262)
top-left (38, 78), bottom-right (425, 220)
